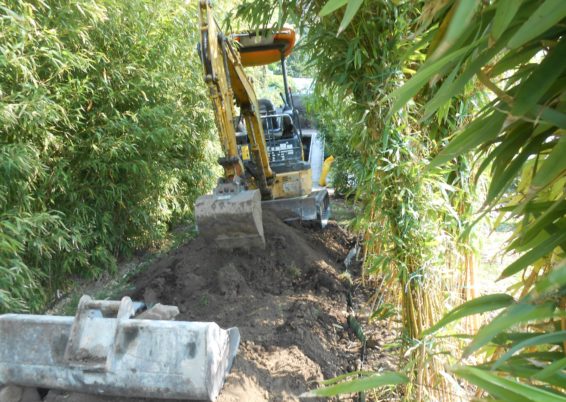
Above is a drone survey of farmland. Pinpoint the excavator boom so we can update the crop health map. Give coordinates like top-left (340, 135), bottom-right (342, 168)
top-left (196, 0), bottom-right (273, 249)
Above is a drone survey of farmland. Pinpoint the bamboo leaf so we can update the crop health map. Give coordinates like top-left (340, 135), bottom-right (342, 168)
top-left (492, 331), bottom-right (543, 346)
top-left (389, 41), bottom-right (481, 115)
top-left (498, 201), bottom-right (566, 214)
top-left (499, 231), bottom-right (566, 279)
top-left (486, 133), bottom-right (547, 205)
top-left (423, 294), bottom-right (515, 336)
top-left (510, 200), bottom-right (566, 249)
top-left (493, 331), bottom-right (566, 370)
top-left (531, 260), bottom-right (566, 299)
top-left (529, 134), bottom-right (566, 192)
top-left (464, 302), bottom-right (556, 356)
top-left (337, 0), bottom-right (364, 35)
top-left (432, 0), bottom-right (480, 58)
top-left (301, 372), bottom-right (408, 397)
top-left (535, 106), bottom-right (566, 129)
top-left (507, 0), bottom-right (566, 49)
top-left (319, 0), bottom-right (348, 17)
top-left (317, 370), bottom-right (376, 386)
top-left (475, 122), bottom-right (531, 180)
top-left (492, 358), bottom-right (566, 388)
top-left (453, 366), bottom-right (566, 402)
top-left (424, 37), bottom-right (507, 118)
top-left (428, 111), bottom-right (506, 169)
top-left (532, 356), bottom-right (566, 380)
top-left (491, 0), bottom-right (523, 41)
top-left (491, 44), bottom-right (539, 76)
top-left (511, 37), bottom-right (566, 116)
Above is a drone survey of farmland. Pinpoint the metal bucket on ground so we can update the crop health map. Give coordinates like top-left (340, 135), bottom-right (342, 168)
top-left (0, 296), bottom-right (239, 401)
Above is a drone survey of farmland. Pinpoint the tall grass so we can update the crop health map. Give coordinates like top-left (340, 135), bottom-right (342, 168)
top-left (0, 0), bottom-right (216, 312)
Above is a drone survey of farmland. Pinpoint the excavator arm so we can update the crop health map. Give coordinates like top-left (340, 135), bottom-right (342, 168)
top-left (195, 1), bottom-right (273, 249)
top-left (199, 0), bottom-right (273, 198)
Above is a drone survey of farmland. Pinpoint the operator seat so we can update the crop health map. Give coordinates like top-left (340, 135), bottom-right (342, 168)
top-left (281, 113), bottom-right (294, 138)
top-left (258, 98), bottom-right (281, 134)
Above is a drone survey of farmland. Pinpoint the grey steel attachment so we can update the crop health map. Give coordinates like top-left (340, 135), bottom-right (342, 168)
top-left (0, 295), bottom-right (240, 401)
top-left (195, 186), bottom-right (265, 250)
top-left (195, 185), bottom-right (330, 251)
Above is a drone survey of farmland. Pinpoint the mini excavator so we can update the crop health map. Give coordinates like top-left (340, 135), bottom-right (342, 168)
top-left (196, 0), bottom-right (330, 249)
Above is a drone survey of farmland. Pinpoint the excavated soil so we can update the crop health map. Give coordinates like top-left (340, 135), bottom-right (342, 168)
top-left (43, 212), bottom-right (396, 402)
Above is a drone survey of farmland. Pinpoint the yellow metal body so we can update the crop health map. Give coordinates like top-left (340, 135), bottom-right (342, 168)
top-left (319, 155), bottom-right (334, 186)
top-left (247, 168), bottom-right (312, 199)
top-left (272, 170), bottom-right (312, 199)
top-left (240, 144), bottom-right (250, 161)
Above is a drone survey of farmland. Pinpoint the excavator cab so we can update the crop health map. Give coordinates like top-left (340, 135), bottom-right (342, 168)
top-left (233, 28), bottom-right (317, 198)
top-left (233, 28), bottom-right (305, 166)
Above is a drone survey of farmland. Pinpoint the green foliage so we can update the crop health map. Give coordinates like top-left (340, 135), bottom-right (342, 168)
top-left (268, 49), bottom-right (314, 78)
top-left (428, 262), bottom-right (566, 396)
top-left (423, 293), bottom-right (515, 337)
top-left (306, 89), bottom-right (359, 195)
top-left (0, 0), bottom-right (215, 312)
top-left (453, 365), bottom-right (566, 402)
top-left (245, 66), bottom-right (300, 105)
top-left (392, 0), bottom-right (566, 399)
top-left (301, 371), bottom-right (408, 397)
top-left (292, 0), bottom-right (566, 401)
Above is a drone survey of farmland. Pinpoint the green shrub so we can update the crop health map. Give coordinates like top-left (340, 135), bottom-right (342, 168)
top-left (0, 0), bottom-right (216, 312)
top-left (305, 89), bottom-right (359, 196)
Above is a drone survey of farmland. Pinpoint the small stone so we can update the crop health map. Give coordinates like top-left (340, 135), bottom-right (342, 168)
top-left (137, 303), bottom-right (179, 320)
top-left (143, 288), bottom-right (159, 305)
top-left (0, 385), bottom-right (23, 402)
top-left (20, 388), bottom-right (41, 402)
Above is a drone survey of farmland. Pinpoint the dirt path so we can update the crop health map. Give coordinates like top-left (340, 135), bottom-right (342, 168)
top-left (44, 212), bottom-right (393, 402)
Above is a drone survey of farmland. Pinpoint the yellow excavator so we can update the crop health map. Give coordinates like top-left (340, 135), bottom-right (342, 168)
top-left (195, 0), bottom-right (329, 249)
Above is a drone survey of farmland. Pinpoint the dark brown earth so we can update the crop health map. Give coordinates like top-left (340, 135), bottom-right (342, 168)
top-left (43, 212), bottom-right (396, 402)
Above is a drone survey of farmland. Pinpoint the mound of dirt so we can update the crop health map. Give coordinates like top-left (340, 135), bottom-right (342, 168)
top-left (130, 212), bottom-right (355, 394)
top-left (46, 212), bottom-right (393, 402)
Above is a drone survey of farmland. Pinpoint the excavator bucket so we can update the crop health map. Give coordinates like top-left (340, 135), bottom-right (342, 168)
top-left (0, 296), bottom-right (239, 401)
top-left (195, 188), bottom-right (265, 249)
